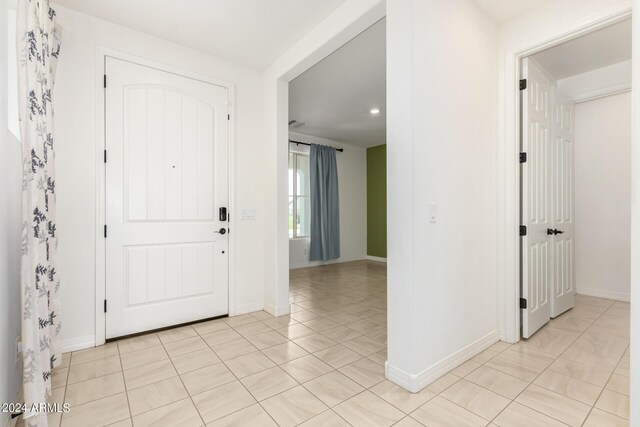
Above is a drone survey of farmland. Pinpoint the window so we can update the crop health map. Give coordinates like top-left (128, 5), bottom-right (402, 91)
top-left (289, 152), bottom-right (310, 238)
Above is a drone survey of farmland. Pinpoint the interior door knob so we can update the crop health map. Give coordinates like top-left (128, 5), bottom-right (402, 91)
top-left (214, 228), bottom-right (226, 235)
top-left (546, 228), bottom-right (564, 235)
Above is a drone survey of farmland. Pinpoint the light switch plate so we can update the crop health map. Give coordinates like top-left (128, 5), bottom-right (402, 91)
top-left (241, 209), bottom-right (257, 220)
top-left (429, 204), bottom-right (437, 223)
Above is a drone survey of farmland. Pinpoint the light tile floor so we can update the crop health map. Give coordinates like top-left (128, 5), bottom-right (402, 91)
top-left (36, 261), bottom-right (630, 426)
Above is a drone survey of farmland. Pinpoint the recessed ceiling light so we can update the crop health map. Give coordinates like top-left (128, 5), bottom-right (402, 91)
top-left (370, 107), bottom-right (381, 115)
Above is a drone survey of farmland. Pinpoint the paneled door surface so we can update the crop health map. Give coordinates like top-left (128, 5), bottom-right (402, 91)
top-left (105, 57), bottom-right (229, 338)
top-left (550, 88), bottom-right (576, 318)
top-left (521, 58), bottom-right (552, 339)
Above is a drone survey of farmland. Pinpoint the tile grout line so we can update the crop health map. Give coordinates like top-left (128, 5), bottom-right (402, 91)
top-left (59, 263), bottom-right (387, 426)
top-left (158, 329), bottom-right (210, 427)
top-left (117, 340), bottom-right (136, 426)
top-left (578, 300), bottom-right (631, 425)
top-left (397, 342), bottom-right (515, 424)
top-left (484, 299), bottom-right (622, 426)
top-left (61, 269), bottom-right (628, 427)
top-left (571, 302), bottom-right (630, 424)
top-left (74, 264), bottom-right (640, 427)
top-left (58, 353), bottom-right (70, 427)
top-left (196, 319), bottom-right (293, 425)
top-left (433, 304), bottom-right (594, 425)
top-left (486, 306), bottom-right (603, 426)
top-left (199, 319), bottom-right (326, 426)
top-left (579, 343), bottom-right (630, 425)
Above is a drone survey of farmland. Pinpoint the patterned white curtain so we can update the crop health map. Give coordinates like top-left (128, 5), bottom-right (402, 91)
top-left (17, 0), bottom-right (62, 425)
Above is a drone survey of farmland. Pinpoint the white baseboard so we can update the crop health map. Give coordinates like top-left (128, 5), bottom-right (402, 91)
top-left (233, 302), bottom-right (264, 315)
top-left (577, 287), bottom-right (630, 302)
top-left (61, 335), bottom-right (96, 353)
top-left (366, 256), bottom-right (387, 263)
top-left (386, 330), bottom-right (500, 393)
top-left (289, 256), bottom-right (367, 270)
top-left (264, 302), bottom-right (291, 317)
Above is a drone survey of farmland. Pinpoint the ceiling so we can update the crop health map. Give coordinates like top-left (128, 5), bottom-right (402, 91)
top-left (531, 19), bottom-right (632, 79)
top-left (289, 19), bottom-right (386, 148)
top-left (52, 0), bottom-right (345, 69)
top-left (472, 0), bottom-right (554, 24)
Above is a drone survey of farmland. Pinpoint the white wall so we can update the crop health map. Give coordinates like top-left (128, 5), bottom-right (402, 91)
top-left (52, 4), bottom-right (266, 350)
top-left (386, 0), bottom-right (499, 391)
top-left (0, 0), bottom-right (23, 418)
top-left (575, 92), bottom-right (631, 301)
top-left (288, 132), bottom-right (367, 269)
top-left (558, 60), bottom-right (631, 102)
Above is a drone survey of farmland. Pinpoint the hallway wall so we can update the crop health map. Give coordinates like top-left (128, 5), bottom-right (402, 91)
top-left (575, 92), bottom-right (632, 301)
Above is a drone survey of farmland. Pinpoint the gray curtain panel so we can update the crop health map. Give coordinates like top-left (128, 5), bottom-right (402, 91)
top-left (309, 144), bottom-right (340, 261)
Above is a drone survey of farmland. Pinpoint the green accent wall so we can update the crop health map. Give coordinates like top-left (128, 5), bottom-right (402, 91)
top-left (367, 144), bottom-right (387, 258)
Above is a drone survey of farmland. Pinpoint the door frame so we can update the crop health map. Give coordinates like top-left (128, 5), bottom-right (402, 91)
top-left (94, 48), bottom-right (236, 346)
top-left (498, 6), bottom-right (632, 343)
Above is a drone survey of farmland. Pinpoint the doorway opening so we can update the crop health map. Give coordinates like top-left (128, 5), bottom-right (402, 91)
top-left (286, 18), bottom-right (386, 270)
top-left (284, 19), bottom-right (388, 362)
top-left (518, 18), bottom-right (632, 339)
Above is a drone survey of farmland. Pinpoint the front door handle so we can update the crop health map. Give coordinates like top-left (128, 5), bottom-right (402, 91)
top-left (214, 228), bottom-right (227, 235)
top-left (556, 230), bottom-right (564, 235)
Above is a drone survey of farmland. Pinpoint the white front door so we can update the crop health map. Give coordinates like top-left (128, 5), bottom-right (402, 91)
top-left (105, 57), bottom-right (229, 339)
top-left (550, 89), bottom-right (576, 317)
top-left (521, 58), bottom-right (552, 339)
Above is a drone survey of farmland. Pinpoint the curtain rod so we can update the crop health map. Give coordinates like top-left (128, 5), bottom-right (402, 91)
top-left (288, 139), bottom-right (344, 152)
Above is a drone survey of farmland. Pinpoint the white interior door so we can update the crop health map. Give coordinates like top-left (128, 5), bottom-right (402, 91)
top-left (521, 58), bottom-right (551, 339)
top-left (550, 89), bottom-right (576, 317)
top-left (105, 57), bottom-right (229, 339)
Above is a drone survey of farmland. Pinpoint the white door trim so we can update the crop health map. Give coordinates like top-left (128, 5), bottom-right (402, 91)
top-left (94, 47), bottom-right (236, 346)
top-left (498, 6), bottom-right (632, 343)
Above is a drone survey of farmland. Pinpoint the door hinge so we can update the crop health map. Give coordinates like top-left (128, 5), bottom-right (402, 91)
top-left (104, 149), bottom-right (107, 163)
top-left (104, 225), bottom-right (107, 238)
top-left (104, 299), bottom-right (107, 313)
top-left (520, 298), bottom-right (527, 309)
top-left (227, 114), bottom-right (230, 120)
top-left (103, 74), bottom-right (107, 88)
top-left (519, 152), bottom-right (527, 163)
top-left (519, 79), bottom-right (527, 90)
top-left (519, 225), bottom-right (527, 236)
